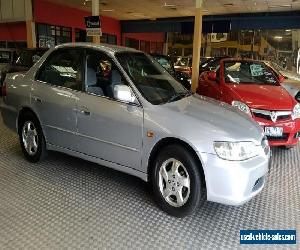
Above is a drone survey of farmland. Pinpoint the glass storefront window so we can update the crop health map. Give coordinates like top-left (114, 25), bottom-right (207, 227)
top-left (168, 29), bottom-right (300, 73)
top-left (36, 23), bottom-right (72, 48)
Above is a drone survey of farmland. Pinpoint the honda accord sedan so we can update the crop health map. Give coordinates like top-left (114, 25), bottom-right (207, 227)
top-left (0, 44), bottom-right (270, 217)
top-left (197, 58), bottom-right (300, 148)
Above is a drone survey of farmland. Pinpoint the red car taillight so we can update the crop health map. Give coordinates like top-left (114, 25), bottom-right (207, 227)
top-left (1, 82), bottom-right (7, 97)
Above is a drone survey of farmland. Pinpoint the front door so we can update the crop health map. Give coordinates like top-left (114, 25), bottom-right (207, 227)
top-left (32, 48), bottom-right (83, 151)
top-left (76, 49), bottom-right (143, 170)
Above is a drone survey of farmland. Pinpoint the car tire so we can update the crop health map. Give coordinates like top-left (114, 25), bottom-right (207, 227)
top-left (151, 144), bottom-right (203, 217)
top-left (19, 112), bottom-right (47, 163)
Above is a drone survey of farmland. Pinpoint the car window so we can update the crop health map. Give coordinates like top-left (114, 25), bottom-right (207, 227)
top-left (0, 51), bottom-right (11, 63)
top-left (224, 61), bottom-right (278, 85)
top-left (85, 50), bottom-right (128, 99)
top-left (116, 52), bottom-right (188, 105)
top-left (14, 50), bottom-right (46, 67)
top-left (36, 49), bottom-right (83, 91)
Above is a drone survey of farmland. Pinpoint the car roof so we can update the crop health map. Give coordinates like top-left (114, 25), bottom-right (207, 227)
top-left (55, 42), bottom-right (140, 54)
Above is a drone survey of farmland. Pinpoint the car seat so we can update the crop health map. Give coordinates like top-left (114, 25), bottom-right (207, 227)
top-left (86, 67), bottom-right (104, 96)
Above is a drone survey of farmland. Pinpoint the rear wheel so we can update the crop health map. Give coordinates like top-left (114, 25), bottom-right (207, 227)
top-left (19, 112), bottom-right (47, 162)
top-left (151, 144), bottom-right (202, 217)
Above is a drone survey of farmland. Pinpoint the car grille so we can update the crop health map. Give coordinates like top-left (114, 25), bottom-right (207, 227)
top-left (267, 133), bottom-right (289, 141)
top-left (251, 109), bottom-right (292, 122)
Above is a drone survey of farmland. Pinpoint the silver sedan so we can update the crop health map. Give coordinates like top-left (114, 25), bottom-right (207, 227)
top-left (0, 43), bottom-right (270, 217)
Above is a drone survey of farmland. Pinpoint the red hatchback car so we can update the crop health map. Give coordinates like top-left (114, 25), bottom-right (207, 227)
top-left (197, 58), bottom-right (300, 148)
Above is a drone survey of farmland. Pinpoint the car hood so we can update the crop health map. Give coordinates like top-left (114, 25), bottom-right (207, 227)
top-left (226, 84), bottom-right (294, 110)
top-left (158, 94), bottom-right (263, 145)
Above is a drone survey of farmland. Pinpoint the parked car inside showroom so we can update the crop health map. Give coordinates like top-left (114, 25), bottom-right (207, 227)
top-left (174, 56), bottom-right (192, 77)
top-left (0, 48), bottom-right (16, 84)
top-left (264, 60), bottom-right (300, 103)
top-left (151, 53), bottom-right (191, 89)
top-left (0, 48), bottom-right (48, 96)
top-left (0, 43), bottom-right (270, 217)
top-left (197, 58), bottom-right (300, 148)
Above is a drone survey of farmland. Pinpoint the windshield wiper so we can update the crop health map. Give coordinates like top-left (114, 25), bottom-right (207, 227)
top-left (167, 91), bottom-right (193, 103)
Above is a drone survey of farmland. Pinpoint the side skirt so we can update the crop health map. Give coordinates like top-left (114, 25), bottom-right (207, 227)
top-left (46, 143), bottom-right (148, 182)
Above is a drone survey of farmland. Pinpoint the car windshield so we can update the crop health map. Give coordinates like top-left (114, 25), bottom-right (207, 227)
top-left (0, 51), bottom-right (11, 63)
top-left (152, 55), bottom-right (175, 76)
top-left (267, 61), bottom-right (284, 72)
top-left (200, 58), bottom-right (220, 71)
top-left (116, 52), bottom-right (189, 105)
top-left (175, 57), bottom-right (190, 67)
top-left (224, 61), bottom-right (279, 86)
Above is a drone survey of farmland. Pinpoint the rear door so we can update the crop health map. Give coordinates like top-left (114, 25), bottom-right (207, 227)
top-left (31, 48), bottom-right (84, 151)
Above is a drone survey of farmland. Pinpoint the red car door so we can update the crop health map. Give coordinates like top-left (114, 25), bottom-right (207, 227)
top-left (198, 70), bottom-right (222, 100)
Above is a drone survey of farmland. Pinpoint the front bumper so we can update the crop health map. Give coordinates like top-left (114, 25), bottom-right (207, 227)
top-left (199, 151), bottom-right (270, 206)
top-left (254, 118), bottom-right (300, 147)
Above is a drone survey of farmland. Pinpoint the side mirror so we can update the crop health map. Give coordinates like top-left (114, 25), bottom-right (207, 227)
top-left (207, 71), bottom-right (217, 82)
top-left (113, 85), bottom-right (136, 103)
top-left (278, 74), bottom-right (285, 83)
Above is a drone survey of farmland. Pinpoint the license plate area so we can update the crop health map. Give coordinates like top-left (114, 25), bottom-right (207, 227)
top-left (264, 127), bottom-right (283, 137)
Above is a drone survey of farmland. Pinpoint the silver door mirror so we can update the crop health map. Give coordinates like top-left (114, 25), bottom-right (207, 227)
top-left (113, 85), bottom-right (136, 103)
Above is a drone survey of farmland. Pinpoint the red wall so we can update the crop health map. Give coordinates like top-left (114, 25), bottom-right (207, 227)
top-left (34, 0), bottom-right (121, 44)
top-left (0, 22), bottom-right (27, 41)
top-left (0, 1), bottom-right (165, 48)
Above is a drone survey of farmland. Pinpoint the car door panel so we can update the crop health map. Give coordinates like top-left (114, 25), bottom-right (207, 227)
top-left (76, 93), bottom-right (143, 170)
top-left (31, 82), bottom-right (78, 151)
top-left (31, 48), bottom-right (83, 151)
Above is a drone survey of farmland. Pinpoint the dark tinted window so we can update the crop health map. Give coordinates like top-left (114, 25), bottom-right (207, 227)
top-left (0, 51), bottom-right (11, 63)
top-left (36, 49), bottom-right (83, 90)
top-left (151, 55), bottom-right (175, 76)
top-left (15, 49), bottom-right (47, 67)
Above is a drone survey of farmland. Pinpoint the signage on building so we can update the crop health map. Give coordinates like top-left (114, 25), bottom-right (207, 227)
top-left (210, 33), bottom-right (228, 43)
top-left (85, 16), bottom-right (102, 36)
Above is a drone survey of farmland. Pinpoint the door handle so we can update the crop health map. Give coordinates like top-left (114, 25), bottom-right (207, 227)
top-left (33, 96), bottom-right (42, 103)
top-left (81, 110), bottom-right (91, 116)
top-left (78, 106), bottom-right (91, 116)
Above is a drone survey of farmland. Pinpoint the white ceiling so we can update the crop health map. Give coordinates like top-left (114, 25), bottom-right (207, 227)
top-left (49, 0), bottom-right (300, 20)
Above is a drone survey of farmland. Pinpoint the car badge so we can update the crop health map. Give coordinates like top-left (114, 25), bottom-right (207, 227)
top-left (270, 111), bottom-right (278, 122)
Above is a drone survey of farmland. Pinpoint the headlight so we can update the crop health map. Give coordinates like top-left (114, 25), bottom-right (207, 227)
top-left (292, 103), bottom-right (300, 120)
top-left (232, 101), bottom-right (251, 116)
top-left (214, 141), bottom-right (259, 161)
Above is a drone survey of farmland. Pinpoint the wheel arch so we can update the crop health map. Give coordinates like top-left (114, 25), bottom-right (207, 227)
top-left (147, 137), bottom-right (206, 186)
top-left (17, 106), bottom-right (41, 134)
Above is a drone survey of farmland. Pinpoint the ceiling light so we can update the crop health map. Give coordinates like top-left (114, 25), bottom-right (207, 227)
top-left (162, 2), bottom-right (177, 8)
top-left (269, 4), bottom-right (292, 8)
top-left (101, 9), bottom-right (115, 12)
top-left (274, 36), bottom-right (283, 40)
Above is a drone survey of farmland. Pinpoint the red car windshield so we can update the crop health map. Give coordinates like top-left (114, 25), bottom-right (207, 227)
top-left (224, 61), bottom-right (279, 86)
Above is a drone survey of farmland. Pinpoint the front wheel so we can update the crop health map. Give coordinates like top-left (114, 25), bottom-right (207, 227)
top-left (151, 144), bottom-right (203, 217)
top-left (19, 112), bottom-right (47, 163)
